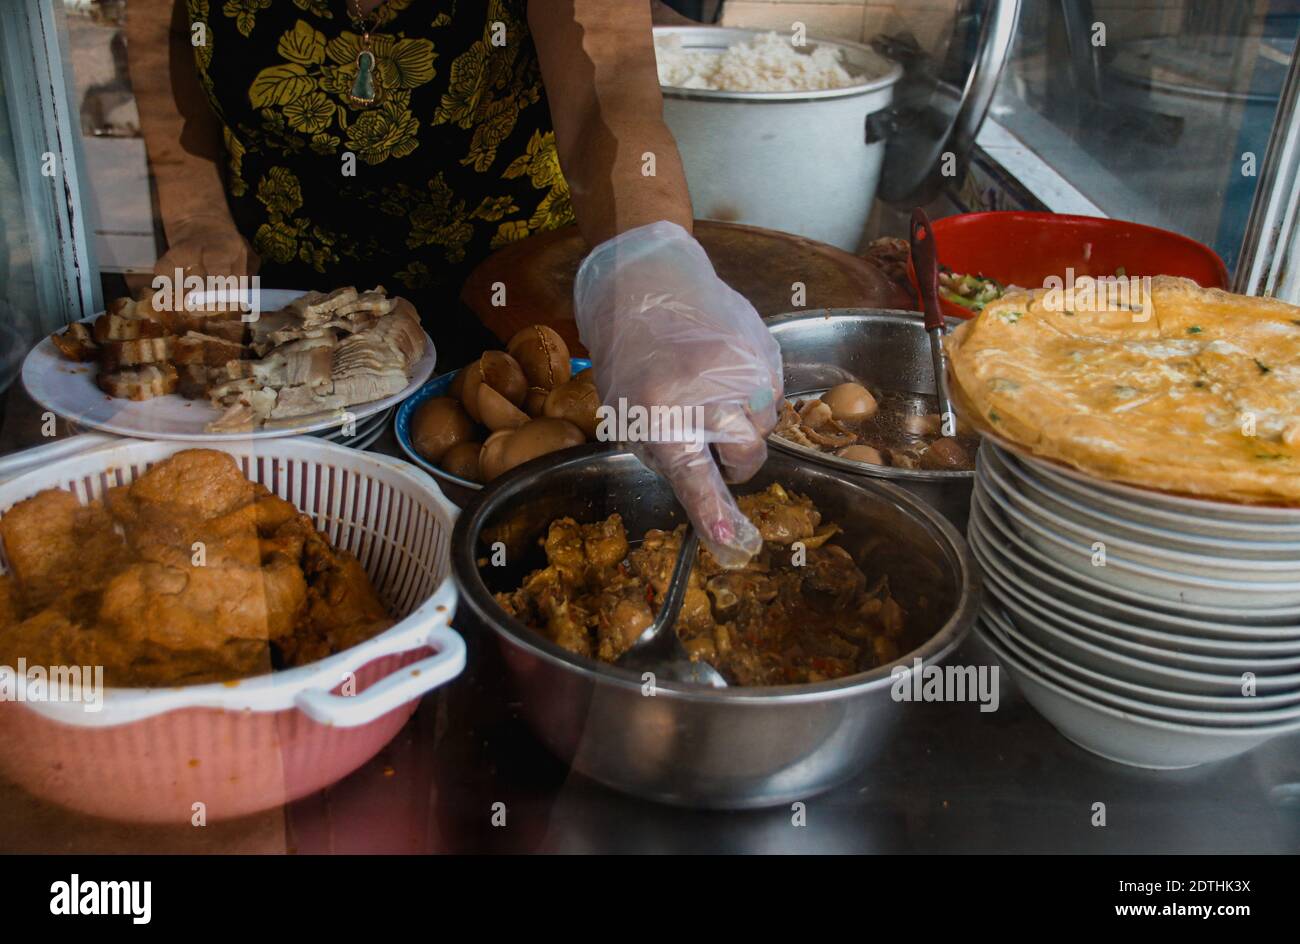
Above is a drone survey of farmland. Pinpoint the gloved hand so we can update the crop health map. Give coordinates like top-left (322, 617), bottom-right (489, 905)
top-left (574, 221), bottom-right (784, 568)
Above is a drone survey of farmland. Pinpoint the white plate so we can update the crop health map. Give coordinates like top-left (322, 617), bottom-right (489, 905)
top-left (22, 289), bottom-right (436, 442)
top-left (977, 547), bottom-right (1300, 675)
top-left (982, 446), bottom-right (1300, 575)
top-left (988, 444), bottom-right (1300, 558)
top-left (970, 486), bottom-right (1300, 625)
top-left (993, 444), bottom-right (1300, 542)
top-left (316, 405), bottom-right (392, 442)
top-left (320, 413), bottom-right (389, 450)
top-left (988, 434), bottom-right (1300, 526)
top-left (981, 568), bottom-right (1300, 695)
top-left (967, 517), bottom-right (1300, 650)
top-left (976, 467), bottom-right (1300, 607)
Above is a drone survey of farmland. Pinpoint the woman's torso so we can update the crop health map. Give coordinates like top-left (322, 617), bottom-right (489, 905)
top-left (186, 0), bottom-right (574, 348)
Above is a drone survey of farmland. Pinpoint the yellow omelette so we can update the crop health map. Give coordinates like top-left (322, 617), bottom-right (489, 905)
top-left (947, 275), bottom-right (1300, 505)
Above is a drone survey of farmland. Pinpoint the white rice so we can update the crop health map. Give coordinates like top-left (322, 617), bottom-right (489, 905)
top-left (655, 31), bottom-right (858, 92)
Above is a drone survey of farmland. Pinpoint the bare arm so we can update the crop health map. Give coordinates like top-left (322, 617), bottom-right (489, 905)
top-left (528, 0), bottom-right (693, 246)
top-left (126, 0), bottom-right (255, 277)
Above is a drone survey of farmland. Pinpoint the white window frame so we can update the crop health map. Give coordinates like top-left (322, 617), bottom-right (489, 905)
top-left (0, 0), bottom-right (100, 331)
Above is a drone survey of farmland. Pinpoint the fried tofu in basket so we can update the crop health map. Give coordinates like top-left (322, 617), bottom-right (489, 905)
top-left (0, 449), bottom-right (393, 686)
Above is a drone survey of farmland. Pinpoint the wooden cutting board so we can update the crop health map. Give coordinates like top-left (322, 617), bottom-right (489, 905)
top-left (461, 220), bottom-right (912, 355)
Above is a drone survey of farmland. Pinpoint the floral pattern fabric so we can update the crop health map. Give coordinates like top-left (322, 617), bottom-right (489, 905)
top-left (187, 0), bottom-right (574, 338)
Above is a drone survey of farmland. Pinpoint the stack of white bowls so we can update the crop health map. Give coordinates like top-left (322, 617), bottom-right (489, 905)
top-left (970, 441), bottom-right (1300, 769)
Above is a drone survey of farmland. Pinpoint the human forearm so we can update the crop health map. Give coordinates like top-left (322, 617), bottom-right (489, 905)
top-left (126, 0), bottom-right (236, 242)
top-left (529, 0), bottom-right (693, 246)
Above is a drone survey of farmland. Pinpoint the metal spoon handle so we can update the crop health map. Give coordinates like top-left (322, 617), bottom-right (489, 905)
top-left (656, 526), bottom-right (699, 631)
top-left (909, 208), bottom-right (958, 428)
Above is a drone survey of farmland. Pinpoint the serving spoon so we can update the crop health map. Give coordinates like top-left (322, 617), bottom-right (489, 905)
top-left (615, 526), bottom-right (728, 688)
top-left (909, 208), bottom-right (958, 433)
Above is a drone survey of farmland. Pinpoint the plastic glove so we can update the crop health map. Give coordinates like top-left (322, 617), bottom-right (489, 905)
top-left (574, 221), bottom-right (783, 568)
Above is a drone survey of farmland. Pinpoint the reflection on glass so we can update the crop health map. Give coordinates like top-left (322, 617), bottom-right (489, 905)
top-left (992, 0), bottom-right (1298, 273)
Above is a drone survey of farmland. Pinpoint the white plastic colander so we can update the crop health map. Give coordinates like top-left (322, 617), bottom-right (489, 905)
top-left (0, 436), bottom-right (465, 727)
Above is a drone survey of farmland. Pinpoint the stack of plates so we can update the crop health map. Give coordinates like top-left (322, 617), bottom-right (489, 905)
top-left (311, 406), bottom-right (392, 450)
top-left (66, 406), bottom-right (393, 451)
top-left (970, 441), bottom-right (1300, 769)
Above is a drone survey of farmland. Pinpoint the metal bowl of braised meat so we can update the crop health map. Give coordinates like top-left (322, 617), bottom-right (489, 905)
top-left (765, 308), bottom-right (978, 530)
top-left (451, 444), bottom-right (978, 809)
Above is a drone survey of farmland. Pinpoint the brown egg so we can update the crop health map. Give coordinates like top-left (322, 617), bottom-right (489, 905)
top-left (919, 437), bottom-right (973, 471)
top-left (448, 366), bottom-right (470, 402)
top-left (459, 363), bottom-right (485, 422)
top-left (542, 379), bottom-right (601, 439)
top-left (836, 444), bottom-right (885, 465)
top-left (494, 418), bottom-right (585, 478)
top-left (410, 397), bottom-right (475, 464)
top-left (478, 383), bottom-right (531, 431)
top-left (440, 441), bottom-right (482, 482)
top-left (821, 383), bottom-right (878, 422)
top-left (479, 350), bottom-right (527, 406)
top-left (507, 325), bottom-right (570, 390)
top-left (523, 386), bottom-right (549, 417)
top-left (902, 412), bottom-right (944, 437)
top-left (479, 429), bottom-right (516, 481)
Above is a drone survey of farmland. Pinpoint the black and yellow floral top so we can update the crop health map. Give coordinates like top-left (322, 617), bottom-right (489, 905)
top-left (186, 0), bottom-right (574, 348)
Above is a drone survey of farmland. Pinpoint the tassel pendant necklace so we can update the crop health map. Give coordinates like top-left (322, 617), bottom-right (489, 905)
top-left (347, 0), bottom-right (383, 107)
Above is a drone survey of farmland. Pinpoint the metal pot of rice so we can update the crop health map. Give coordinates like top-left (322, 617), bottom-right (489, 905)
top-left (654, 26), bottom-right (902, 251)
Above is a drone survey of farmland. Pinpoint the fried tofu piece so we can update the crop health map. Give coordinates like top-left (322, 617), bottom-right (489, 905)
top-left (0, 489), bottom-right (125, 612)
top-left (111, 449), bottom-right (255, 534)
top-left (0, 608), bottom-right (100, 670)
top-left (98, 559), bottom-right (307, 652)
top-left (0, 576), bottom-right (16, 628)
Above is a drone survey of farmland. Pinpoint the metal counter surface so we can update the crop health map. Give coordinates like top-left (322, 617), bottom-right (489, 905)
top-left (0, 394), bottom-right (1296, 854)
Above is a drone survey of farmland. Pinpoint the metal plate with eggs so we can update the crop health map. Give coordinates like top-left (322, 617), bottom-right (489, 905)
top-left (765, 308), bottom-right (977, 530)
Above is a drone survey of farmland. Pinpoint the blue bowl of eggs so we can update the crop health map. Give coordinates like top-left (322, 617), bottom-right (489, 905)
top-left (396, 355), bottom-right (593, 505)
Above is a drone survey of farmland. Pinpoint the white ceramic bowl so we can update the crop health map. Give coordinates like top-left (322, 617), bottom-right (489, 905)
top-left (980, 566), bottom-right (1300, 695)
top-left (979, 557), bottom-right (1300, 676)
top-left (984, 607), bottom-right (1300, 714)
top-left (978, 615), bottom-right (1300, 769)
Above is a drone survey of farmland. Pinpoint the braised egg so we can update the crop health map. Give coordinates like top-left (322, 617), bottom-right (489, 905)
top-left (410, 397), bottom-right (475, 464)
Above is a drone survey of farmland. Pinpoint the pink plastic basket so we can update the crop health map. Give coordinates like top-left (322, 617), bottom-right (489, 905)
top-left (0, 437), bottom-right (464, 822)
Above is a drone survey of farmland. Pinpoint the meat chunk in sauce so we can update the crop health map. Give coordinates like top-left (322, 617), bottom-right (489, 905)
top-left (494, 485), bottom-right (908, 686)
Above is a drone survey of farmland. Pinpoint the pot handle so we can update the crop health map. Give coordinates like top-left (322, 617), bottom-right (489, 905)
top-left (292, 578), bottom-right (466, 727)
top-left (867, 0), bottom-right (1022, 204)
